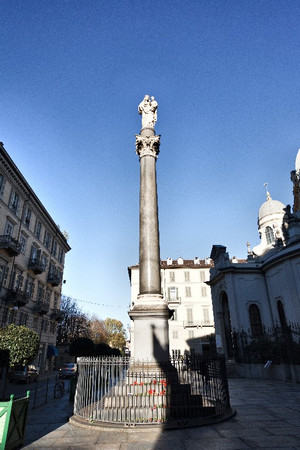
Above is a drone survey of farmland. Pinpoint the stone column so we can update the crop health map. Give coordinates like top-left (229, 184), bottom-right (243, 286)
top-left (129, 98), bottom-right (171, 366)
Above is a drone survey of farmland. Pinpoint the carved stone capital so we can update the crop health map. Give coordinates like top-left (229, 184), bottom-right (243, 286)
top-left (135, 134), bottom-right (161, 159)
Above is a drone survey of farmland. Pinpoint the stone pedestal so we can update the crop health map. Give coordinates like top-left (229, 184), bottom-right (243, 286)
top-left (129, 120), bottom-right (172, 366)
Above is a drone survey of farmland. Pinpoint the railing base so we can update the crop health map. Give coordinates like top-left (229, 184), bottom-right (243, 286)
top-left (70, 407), bottom-right (236, 430)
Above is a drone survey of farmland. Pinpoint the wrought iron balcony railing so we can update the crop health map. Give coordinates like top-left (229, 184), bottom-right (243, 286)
top-left (183, 321), bottom-right (214, 328)
top-left (34, 301), bottom-right (49, 315)
top-left (50, 309), bottom-right (64, 321)
top-left (47, 272), bottom-right (61, 287)
top-left (5, 289), bottom-right (30, 307)
top-left (28, 258), bottom-right (45, 274)
top-left (0, 235), bottom-right (22, 257)
top-left (167, 296), bottom-right (181, 304)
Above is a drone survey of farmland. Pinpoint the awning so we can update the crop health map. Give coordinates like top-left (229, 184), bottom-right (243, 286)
top-left (47, 345), bottom-right (59, 357)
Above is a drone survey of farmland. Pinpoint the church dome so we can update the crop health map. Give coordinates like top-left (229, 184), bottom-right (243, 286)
top-left (258, 195), bottom-right (285, 221)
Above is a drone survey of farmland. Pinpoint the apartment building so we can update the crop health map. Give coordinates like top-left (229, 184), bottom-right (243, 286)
top-left (0, 142), bottom-right (70, 371)
top-left (128, 257), bottom-right (215, 357)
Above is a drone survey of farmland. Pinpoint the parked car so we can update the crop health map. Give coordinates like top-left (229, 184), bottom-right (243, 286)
top-left (59, 363), bottom-right (77, 379)
top-left (9, 364), bottom-right (39, 384)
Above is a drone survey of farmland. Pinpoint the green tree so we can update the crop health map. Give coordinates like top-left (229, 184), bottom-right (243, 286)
top-left (104, 318), bottom-right (126, 351)
top-left (69, 337), bottom-right (95, 357)
top-left (88, 315), bottom-right (108, 344)
top-left (57, 295), bottom-right (90, 344)
top-left (0, 324), bottom-right (39, 367)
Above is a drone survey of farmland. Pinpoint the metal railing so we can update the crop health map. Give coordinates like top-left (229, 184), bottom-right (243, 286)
top-left (74, 355), bottom-right (231, 427)
top-left (183, 321), bottom-right (214, 328)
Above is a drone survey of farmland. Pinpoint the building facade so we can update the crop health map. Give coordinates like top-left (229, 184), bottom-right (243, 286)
top-left (0, 142), bottom-right (70, 371)
top-left (209, 149), bottom-right (300, 360)
top-left (128, 257), bottom-right (215, 357)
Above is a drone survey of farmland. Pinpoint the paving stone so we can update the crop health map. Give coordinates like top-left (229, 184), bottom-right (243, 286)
top-left (242, 435), bottom-right (300, 448)
top-left (183, 437), bottom-right (251, 449)
top-left (20, 378), bottom-right (300, 449)
top-left (217, 427), bottom-right (272, 438)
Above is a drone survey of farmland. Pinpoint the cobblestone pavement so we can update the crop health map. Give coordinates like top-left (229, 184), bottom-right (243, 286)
top-left (22, 378), bottom-right (300, 449)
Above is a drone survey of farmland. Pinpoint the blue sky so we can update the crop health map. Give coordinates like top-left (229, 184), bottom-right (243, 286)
top-left (1, 1), bottom-right (300, 329)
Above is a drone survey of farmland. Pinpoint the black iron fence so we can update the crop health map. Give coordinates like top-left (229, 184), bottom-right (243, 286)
top-left (232, 324), bottom-right (300, 364)
top-left (74, 355), bottom-right (232, 427)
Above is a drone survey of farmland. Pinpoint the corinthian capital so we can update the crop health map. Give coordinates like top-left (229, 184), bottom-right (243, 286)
top-left (135, 135), bottom-right (161, 159)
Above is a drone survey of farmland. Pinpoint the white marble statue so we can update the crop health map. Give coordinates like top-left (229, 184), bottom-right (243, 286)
top-left (138, 95), bottom-right (158, 129)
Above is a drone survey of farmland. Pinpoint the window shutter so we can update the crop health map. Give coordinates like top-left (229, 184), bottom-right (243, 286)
top-left (19, 275), bottom-right (24, 290)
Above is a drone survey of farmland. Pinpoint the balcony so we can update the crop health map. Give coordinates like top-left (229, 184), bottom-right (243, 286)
top-left (34, 301), bottom-right (49, 315)
top-left (167, 296), bottom-right (181, 305)
top-left (0, 235), bottom-right (21, 257)
top-left (28, 258), bottom-right (45, 275)
top-left (183, 321), bottom-right (214, 329)
top-left (47, 272), bottom-right (61, 287)
top-left (50, 309), bottom-right (64, 321)
top-left (5, 289), bottom-right (30, 308)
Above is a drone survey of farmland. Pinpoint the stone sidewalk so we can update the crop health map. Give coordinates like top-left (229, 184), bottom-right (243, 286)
top-left (22, 378), bottom-right (300, 449)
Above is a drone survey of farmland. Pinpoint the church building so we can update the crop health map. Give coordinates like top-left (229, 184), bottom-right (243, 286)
top-left (208, 149), bottom-right (300, 363)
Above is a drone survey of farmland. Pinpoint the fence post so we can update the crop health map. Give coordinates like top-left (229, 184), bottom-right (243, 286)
top-left (45, 377), bottom-right (49, 404)
top-left (32, 377), bottom-right (38, 409)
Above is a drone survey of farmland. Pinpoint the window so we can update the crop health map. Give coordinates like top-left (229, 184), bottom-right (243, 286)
top-left (19, 312), bottom-right (28, 326)
top-left (2, 307), bottom-right (8, 324)
top-left (265, 226), bottom-right (275, 245)
top-left (202, 307), bottom-right (210, 324)
top-left (20, 234), bottom-right (27, 254)
top-left (10, 191), bottom-right (19, 214)
top-left (0, 174), bottom-right (5, 196)
top-left (46, 289), bottom-right (51, 305)
top-left (25, 276), bottom-right (34, 298)
top-left (50, 321), bottom-right (55, 333)
top-left (51, 240), bottom-right (57, 258)
top-left (4, 220), bottom-right (14, 237)
top-left (200, 271), bottom-right (205, 282)
top-left (187, 308), bottom-right (193, 324)
top-left (172, 330), bottom-right (178, 339)
top-left (37, 283), bottom-right (45, 303)
top-left (249, 304), bottom-right (263, 337)
top-left (54, 293), bottom-right (59, 310)
top-left (168, 286), bottom-right (178, 301)
top-left (44, 231), bottom-right (52, 250)
top-left (277, 300), bottom-right (287, 330)
top-left (184, 271), bottom-right (190, 282)
top-left (30, 245), bottom-right (40, 262)
top-left (11, 269), bottom-right (23, 291)
top-left (58, 247), bottom-right (64, 263)
top-left (24, 208), bottom-right (31, 228)
top-left (33, 317), bottom-right (39, 331)
top-left (185, 286), bottom-right (191, 297)
top-left (0, 263), bottom-right (5, 284)
top-left (188, 330), bottom-right (194, 339)
top-left (169, 271), bottom-right (175, 282)
top-left (35, 220), bottom-right (42, 239)
top-left (41, 254), bottom-right (48, 270)
top-left (8, 309), bottom-right (17, 324)
top-left (201, 286), bottom-right (207, 297)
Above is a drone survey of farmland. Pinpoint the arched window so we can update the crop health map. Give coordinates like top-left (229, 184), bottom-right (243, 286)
top-left (249, 304), bottom-right (263, 337)
top-left (265, 226), bottom-right (275, 244)
top-left (277, 300), bottom-right (287, 330)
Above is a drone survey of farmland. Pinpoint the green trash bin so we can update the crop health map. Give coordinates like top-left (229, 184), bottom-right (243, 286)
top-left (0, 391), bottom-right (30, 450)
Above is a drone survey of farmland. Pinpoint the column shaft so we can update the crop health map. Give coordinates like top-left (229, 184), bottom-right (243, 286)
top-left (139, 154), bottom-right (161, 294)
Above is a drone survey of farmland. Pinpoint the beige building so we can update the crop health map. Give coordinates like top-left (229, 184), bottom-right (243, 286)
top-left (128, 257), bottom-right (215, 357)
top-left (0, 142), bottom-right (70, 372)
